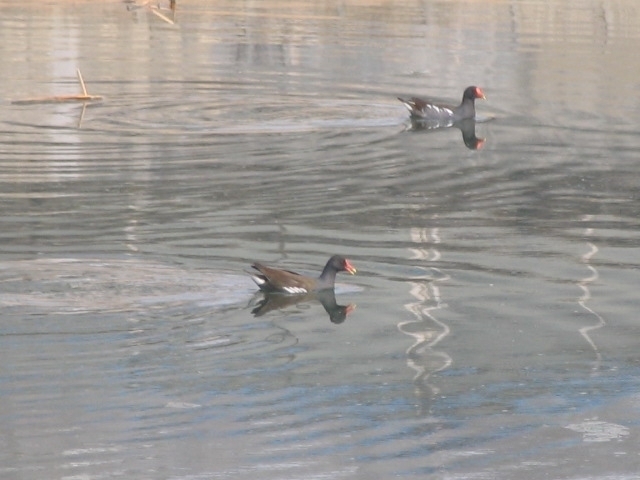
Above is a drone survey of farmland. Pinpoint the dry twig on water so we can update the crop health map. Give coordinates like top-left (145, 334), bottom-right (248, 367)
top-left (127, 0), bottom-right (176, 24)
top-left (149, 6), bottom-right (175, 24)
top-left (12, 69), bottom-right (103, 105)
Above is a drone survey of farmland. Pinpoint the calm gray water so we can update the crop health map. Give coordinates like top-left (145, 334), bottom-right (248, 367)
top-left (2, 1), bottom-right (640, 479)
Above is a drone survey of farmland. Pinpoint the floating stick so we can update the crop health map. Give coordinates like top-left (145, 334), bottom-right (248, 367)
top-left (77, 68), bottom-right (88, 96)
top-left (11, 68), bottom-right (103, 105)
top-left (149, 6), bottom-right (175, 24)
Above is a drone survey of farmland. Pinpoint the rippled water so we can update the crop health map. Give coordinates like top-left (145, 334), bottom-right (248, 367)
top-left (2, 1), bottom-right (640, 479)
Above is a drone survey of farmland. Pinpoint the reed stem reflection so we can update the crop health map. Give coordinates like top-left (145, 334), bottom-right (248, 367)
top-left (400, 226), bottom-right (452, 413)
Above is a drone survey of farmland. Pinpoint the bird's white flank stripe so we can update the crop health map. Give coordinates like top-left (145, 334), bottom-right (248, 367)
top-left (283, 286), bottom-right (308, 294)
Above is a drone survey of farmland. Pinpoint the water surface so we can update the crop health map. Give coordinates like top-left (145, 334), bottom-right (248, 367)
top-left (2, 1), bottom-right (640, 479)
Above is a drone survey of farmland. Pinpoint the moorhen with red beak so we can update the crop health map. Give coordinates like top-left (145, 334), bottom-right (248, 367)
top-left (398, 86), bottom-right (486, 124)
top-left (249, 255), bottom-right (356, 294)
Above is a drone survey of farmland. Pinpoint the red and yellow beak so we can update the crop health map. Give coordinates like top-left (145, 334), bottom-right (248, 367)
top-left (344, 260), bottom-right (357, 275)
top-left (476, 87), bottom-right (486, 100)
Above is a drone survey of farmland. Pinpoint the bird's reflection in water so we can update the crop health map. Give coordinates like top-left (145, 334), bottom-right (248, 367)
top-left (250, 289), bottom-right (355, 324)
top-left (407, 118), bottom-right (485, 150)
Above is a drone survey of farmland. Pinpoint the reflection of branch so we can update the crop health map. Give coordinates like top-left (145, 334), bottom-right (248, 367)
top-left (400, 279), bottom-right (451, 384)
top-left (400, 227), bottom-right (452, 408)
top-left (407, 225), bottom-right (441, 261)
top-left (577, 225), bottom-right (605, 372)
top-left (77, 102), bottom-right (88, 129)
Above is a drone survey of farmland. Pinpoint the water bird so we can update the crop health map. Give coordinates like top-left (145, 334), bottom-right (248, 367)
top-left (248, 255), bottom-right (356, 294)
top-left (398, 86), bottom-right (486, 124)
